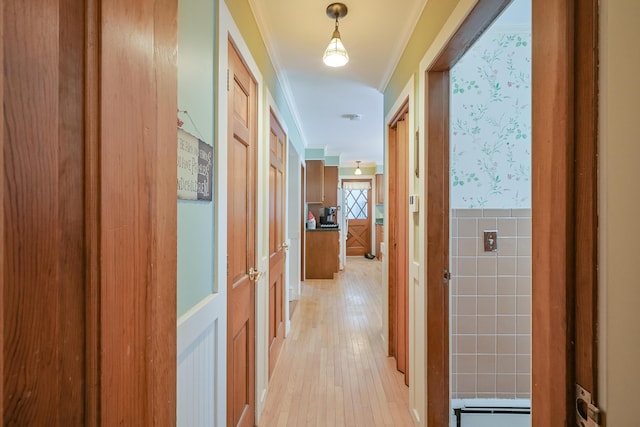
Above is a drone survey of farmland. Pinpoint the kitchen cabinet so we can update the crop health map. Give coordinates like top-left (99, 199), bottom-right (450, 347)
top-left (305, 229), bottom-right (340, 279)
top-left (324, 166), bottom-right (338, 207)
top-left (376, 173), bottom-right (385, 204)
top-left (306, 160), bottom-right (324, 203)
top-left (376, 224), bottom-right (384, 260)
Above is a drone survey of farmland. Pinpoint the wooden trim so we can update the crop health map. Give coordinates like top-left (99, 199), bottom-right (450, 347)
top-left (425, 71), bottom-right (450, 427)
top-left (0, 0), bottom-right (4, 421)
top-left (431, 0), bottom-right (513, 72)
top-left (532, 1), bottom-right (574, 424)
top-left (573, 0), bottom-right (599, 400)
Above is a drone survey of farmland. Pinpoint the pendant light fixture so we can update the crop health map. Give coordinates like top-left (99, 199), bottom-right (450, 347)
top-left (323, 3), bottom-right (349, 67)
top-left (354, 161), bottom-right (362, 175)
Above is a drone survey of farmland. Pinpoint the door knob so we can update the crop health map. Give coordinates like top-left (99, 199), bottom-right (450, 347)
top-left (249, 267), bottom-right (262, 282)
top-left (281, 243), bottom-right (289, 250)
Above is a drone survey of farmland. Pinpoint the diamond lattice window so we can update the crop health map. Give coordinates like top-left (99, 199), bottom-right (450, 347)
top-left (345, 189), bottom-right (368, 220)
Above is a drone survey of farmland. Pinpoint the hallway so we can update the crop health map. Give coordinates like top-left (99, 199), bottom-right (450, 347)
top-left (258, 258), bottom-right (415, 427)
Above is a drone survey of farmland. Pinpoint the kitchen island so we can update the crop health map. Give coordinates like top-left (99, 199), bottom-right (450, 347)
top-left (305, 228), bottom-right (340, 279)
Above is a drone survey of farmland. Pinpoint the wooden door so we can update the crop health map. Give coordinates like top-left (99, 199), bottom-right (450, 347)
top-left (2, 0), bottom-right (177, 424)
top-left (396, 112), bottom-right (410, 382)
top-left (344, 180), bottom-right (372, 256)
top-left (227, 40), bottom-right (257, 427)
top-left (269, 110), bottom-right (286, 377)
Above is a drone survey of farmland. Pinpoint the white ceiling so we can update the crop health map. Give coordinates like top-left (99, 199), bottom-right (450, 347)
top-left (248, 0), bottom-right (428, 168)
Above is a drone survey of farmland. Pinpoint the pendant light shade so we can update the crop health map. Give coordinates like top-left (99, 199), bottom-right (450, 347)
top-left (323, 3), bottom-right (349, 67)
top-left (354, 161), bottom-right (362, 175)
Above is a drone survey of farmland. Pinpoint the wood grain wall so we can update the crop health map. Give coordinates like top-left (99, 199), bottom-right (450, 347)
top-left (2, 0), bottom-right (177, 424)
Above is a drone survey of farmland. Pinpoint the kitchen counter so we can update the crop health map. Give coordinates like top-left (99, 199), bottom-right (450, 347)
top-left (306, 227), bottom-right (340, 232)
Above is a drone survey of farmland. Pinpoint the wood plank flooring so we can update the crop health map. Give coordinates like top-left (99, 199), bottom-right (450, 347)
top-left (258, 257), bottom-right (416, 427)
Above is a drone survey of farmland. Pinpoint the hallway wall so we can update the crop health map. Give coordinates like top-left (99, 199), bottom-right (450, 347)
top-left (599, 0), bottom-right (640, 424)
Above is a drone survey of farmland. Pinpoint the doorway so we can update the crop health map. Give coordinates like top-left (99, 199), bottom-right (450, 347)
top-left (423, 0), bottom-right (599, 425)
top-left (448, 2), bottom-right (532, 425)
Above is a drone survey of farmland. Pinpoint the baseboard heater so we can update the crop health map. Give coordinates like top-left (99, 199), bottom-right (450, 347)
top-left (453, 406), bottom-right (530, 427)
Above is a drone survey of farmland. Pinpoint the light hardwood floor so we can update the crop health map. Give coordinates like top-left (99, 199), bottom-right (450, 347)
top-left (258, 257), bottom-right (416, 427)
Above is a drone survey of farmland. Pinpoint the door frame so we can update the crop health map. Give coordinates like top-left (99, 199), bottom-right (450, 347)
top-left (421, 0), bottom-right (599, 425)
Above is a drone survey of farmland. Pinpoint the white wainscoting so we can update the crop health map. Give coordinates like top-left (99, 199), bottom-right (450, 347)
top-left (177, 294), bottom-right (225, 427)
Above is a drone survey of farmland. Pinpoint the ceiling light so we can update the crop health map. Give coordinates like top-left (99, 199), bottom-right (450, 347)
top-left (355, 161), bottom-right (362, 175)
top-left (323, 3), bottom-right (349, 67)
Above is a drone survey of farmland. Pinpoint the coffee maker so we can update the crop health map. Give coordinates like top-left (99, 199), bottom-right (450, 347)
top-left (319, 207), bottom-right (337, 225)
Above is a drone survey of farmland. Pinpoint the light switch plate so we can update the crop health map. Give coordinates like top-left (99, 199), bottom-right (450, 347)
top-left (484, 230), bottom-right (498, 252)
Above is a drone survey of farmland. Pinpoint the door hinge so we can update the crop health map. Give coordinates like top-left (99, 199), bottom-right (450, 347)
top-left (576, 384), bottom-right (602, 427)
top-left (443, 269), bottom-right (451, 285)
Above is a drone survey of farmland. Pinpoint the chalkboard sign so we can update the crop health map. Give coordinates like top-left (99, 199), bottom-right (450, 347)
top-left (177, 128), bottom-right (213, 201)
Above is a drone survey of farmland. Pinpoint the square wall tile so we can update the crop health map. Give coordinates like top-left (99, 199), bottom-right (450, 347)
top-left (459, 218), bottom-right (478, 237)
top-left (516, 296), bottom-right (531, 315)
top-left (456, 354), bottom-right (477, 374)
top-left (497, 335), bottom-right (516, 354)
top-left (497, 295), bottom-right (516, 315)
top-left (517, 257), bottom-right (532, 276)
top-left (451, 218), bottom-right (458, 237)
top-left (477, 277), bottom-right (497, 295)
top-left (457, 276), bottom-right (477, 296)
top-left (497, 316), bottom-right (517, 335)
top-left (477, 315), bottom-right (496, 334)
top-left (458, 257), bottom-right (477, 276)
top-left (516, 315), bottom-right (531, 335)
top-left (496, 374), bottom-right (516, 394)
top-left (516, 355), bottom-right (531, 374)
top-left (457, 374), bottom-right (477, 394)
top-left (477, 374), bottom-right (497, 393)
top-left (457, 316), bottom-right (477, 334)
top-left (497, 354), bottom-right (516, 373)
top-left (459, 237), bottom-right (478, 256)
top-left (479, 218), bottom-right (498, 233)
top-left (517, 237), bottom-right (532, 256)
top-left (517, 276), bottom-right (532, 295)
top-left (498, 218), bottom-right (518, 237)
top-left (477, 335), bottom-right (496, 354)
top-left (477, 257), bottom-right (497, 276)
top-left (516, 335), bottom-right (531, 355)
top-left (497, 276), bottom-right (517, 295)
top-left (477, 297), bottom-right (496, 316)
top-left (497, 256), bottom-right (517, 276)
top-left (517, 217), bottom-right (532, 235)
top-left (497, 237), bottom-right (517, 256)
top-left (516, 374), bottom-right (531, 395)
top-left (477, 355), bottom-right (497, 374)
top-left (458, 296), bottom-right (477, 316)
top-left (457, 335), bottom-right (477, 354)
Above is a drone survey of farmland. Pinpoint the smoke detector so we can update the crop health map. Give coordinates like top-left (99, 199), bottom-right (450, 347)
top-left (342, 113), bottom-right (363, 121)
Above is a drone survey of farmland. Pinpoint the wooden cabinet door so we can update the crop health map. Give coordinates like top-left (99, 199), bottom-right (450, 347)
top-left (376, 173), bottom-right (385, 204)
top-left (324, 166), bottom-right (338, 207)
top-left (306, 160), bottom-right (324, 203)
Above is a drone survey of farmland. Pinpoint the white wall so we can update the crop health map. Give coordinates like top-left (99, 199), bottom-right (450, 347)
top-left (599, 1), bottom-right (640, 424)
